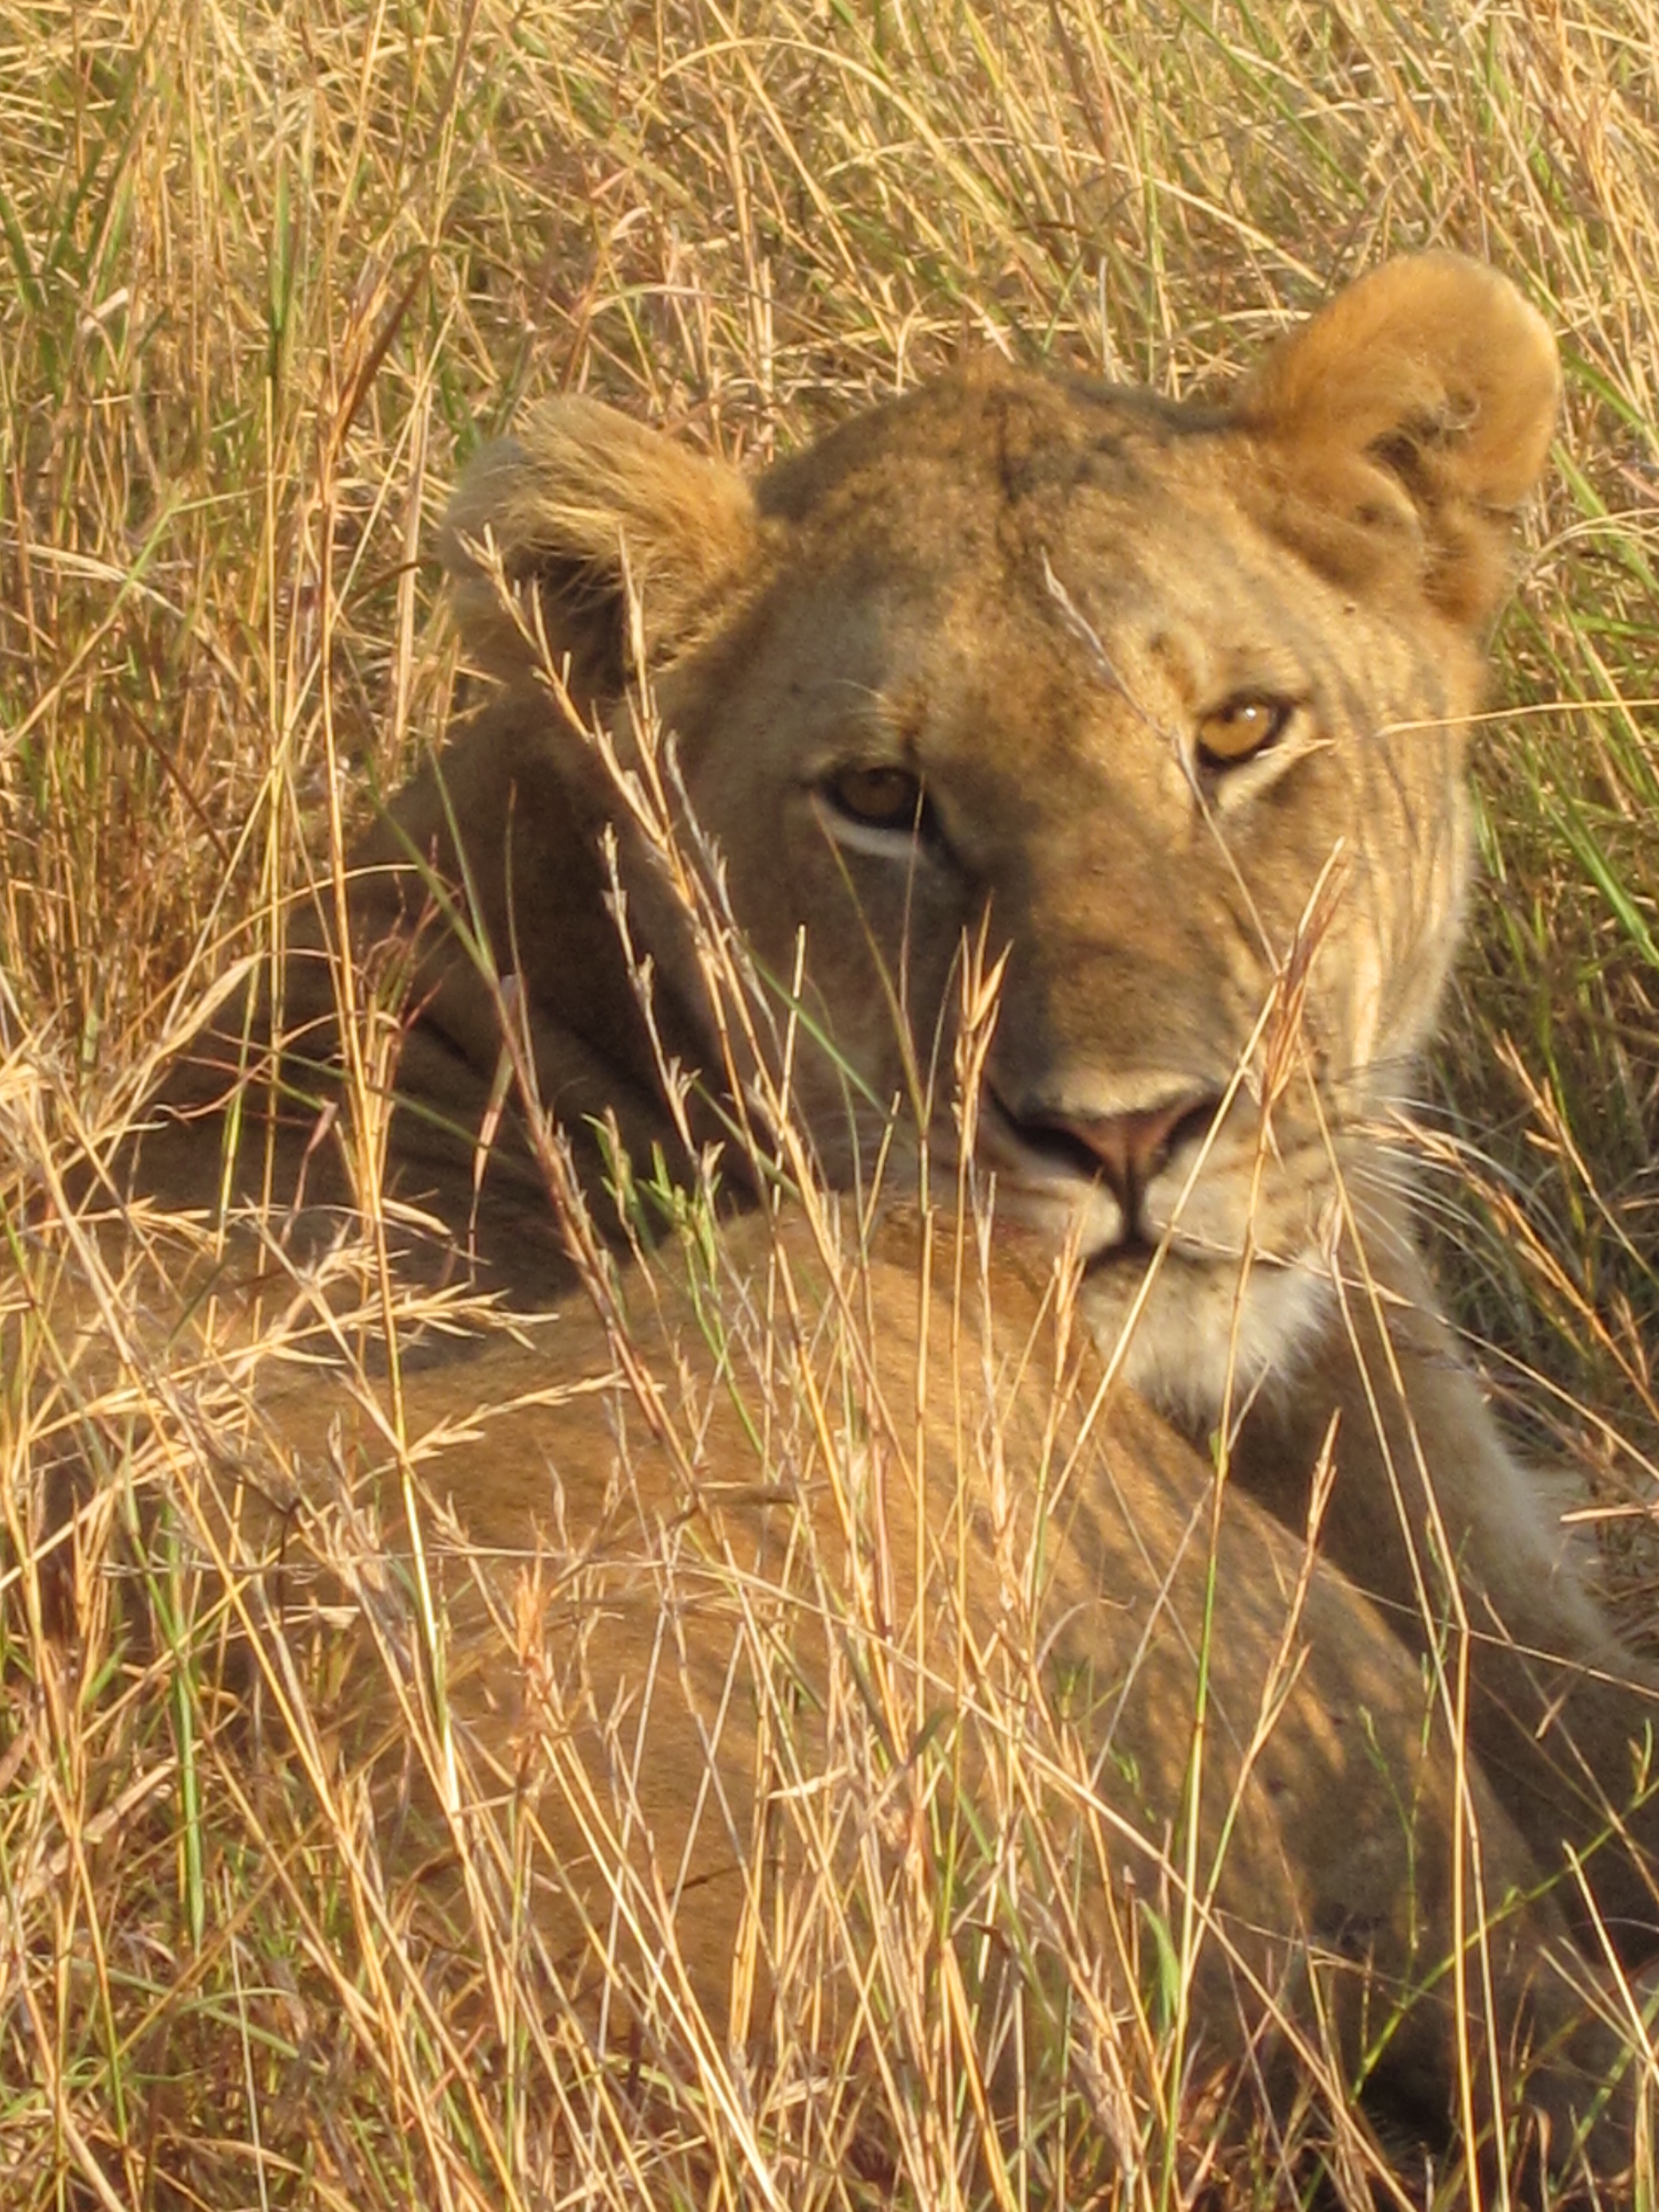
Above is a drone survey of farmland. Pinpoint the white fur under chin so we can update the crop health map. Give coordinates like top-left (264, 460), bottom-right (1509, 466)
top-left (1081, 1247), bottom-right (1333, 1433)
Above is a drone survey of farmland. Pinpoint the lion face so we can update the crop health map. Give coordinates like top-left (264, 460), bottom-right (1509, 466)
top-left (413, 254), bottom-right (1558, 1421)
top-left (660, 382), bottom-right (1484, 1416)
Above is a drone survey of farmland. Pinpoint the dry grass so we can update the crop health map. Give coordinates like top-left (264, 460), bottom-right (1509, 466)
top-left (3, 1), bottom-right (1658, 2205)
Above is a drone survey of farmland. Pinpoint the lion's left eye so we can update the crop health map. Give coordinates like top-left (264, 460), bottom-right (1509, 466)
top-left (1194, 695), bottom-right (1298, 769)
top-left (823, 765), bottom-right (929, 830)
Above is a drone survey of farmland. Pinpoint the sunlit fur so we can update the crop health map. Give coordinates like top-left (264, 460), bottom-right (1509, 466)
top-left (146, 254), bottom-right (1659, 1962)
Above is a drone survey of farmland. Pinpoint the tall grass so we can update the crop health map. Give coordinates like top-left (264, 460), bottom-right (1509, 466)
top-left (3, 2), bottom-right (1657, 2205)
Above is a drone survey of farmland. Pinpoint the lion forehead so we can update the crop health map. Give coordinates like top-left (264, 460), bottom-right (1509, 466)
top-left (740, 370), bottom-right (1423, 711)
top-left (716, 376), bottom-right (1440, 803)
top-left (755, 363), bottom-right (1224, 528)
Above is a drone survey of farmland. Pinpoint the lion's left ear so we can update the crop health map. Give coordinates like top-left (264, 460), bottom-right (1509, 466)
top-left (1234, 253), bottom-right (1559, 627)
top-left (440, 397), bottom-right (760, 705)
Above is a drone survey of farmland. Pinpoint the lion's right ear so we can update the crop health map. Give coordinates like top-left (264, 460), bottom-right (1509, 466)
top-left (439, 398), bottom-right (760, 703)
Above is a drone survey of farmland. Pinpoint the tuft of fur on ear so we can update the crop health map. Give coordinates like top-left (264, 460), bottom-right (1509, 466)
top-left (439, 397), bottom-right (760, 701)
top-left (1235, 252), bottom-right (1560, 626)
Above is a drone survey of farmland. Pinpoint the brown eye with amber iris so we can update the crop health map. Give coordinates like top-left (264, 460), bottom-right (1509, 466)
top-left (824, 765), bottom-right (928, 830)
top-left (1194, 695), bottom-right (1297, 769)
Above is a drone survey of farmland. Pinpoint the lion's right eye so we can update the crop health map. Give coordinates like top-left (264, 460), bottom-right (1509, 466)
top-left (822, 765), bottom-right (929, 832)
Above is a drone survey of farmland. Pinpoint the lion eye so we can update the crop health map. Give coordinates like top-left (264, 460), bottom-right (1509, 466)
top-left (1194, 695), bottom-right (1297, 769)
top-left (824, 765), bottom-right (928, 830)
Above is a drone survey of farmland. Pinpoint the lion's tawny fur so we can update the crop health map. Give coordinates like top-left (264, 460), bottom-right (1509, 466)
top-left (113, 253), bottom-right (1656, 2162)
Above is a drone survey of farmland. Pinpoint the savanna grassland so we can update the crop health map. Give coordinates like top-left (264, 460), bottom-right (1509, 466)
top-left (2, 3), bottom-right (1658, 2207)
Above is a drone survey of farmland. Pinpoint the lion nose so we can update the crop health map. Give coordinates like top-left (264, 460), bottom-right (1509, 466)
top-left (1011, 1091), bottom-right (1224, 1217)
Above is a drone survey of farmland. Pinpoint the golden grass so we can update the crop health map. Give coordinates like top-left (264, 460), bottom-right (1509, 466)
top-left (3, 2), bottom-right (1658, 2205)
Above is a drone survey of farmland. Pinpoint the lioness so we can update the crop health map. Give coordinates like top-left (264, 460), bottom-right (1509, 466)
top-left (104, 252), bottom-right (1652, 2168)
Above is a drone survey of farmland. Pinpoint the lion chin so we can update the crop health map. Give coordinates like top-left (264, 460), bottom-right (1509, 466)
top-left (1080, 1244), bottom-right (1332, 1428)
top-left (111, 250), bottom-right (1658, 2175)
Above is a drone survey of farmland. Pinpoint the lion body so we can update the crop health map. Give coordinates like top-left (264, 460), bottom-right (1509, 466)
top-left (238, 1207), bottom-right (1621, 2163)
top-left (117, 254), bottom-right (1655, 2162)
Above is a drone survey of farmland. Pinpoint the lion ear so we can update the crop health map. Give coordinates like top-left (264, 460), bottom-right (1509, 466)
top-left (1234, 253), bottom-right (1560, 627)
top-left (439, 398), bottom-right (760, 703)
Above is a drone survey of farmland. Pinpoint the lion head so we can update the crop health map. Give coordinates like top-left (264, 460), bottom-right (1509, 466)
top-left (325, 252), bottom-right (1557, 1428)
